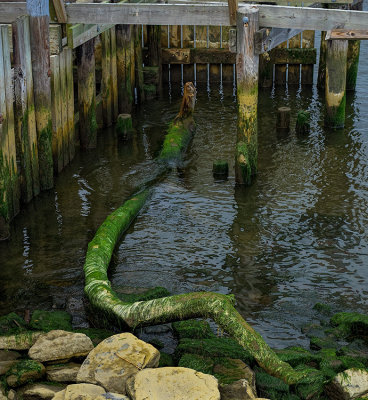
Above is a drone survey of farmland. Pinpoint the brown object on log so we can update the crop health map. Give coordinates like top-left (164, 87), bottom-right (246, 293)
top-left (175, 82), bottom-right (196, 121)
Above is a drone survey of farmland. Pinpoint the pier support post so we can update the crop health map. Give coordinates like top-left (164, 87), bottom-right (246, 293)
top-left (116, 25), bottom-right (134, 113)
top-left (146, 25), bottom-right (162, 96)
top-left (317, 31), bottom-right (327, 90)
top-left (325, 39), bottom-right (348, 129)
top-left (77, 38), bottom-right (97, 149)
top-left (346, 0), bottom-right (362, 91)
top-left (235, 7), bottom-right (259, 185)
top-left (26, 0), bottom-right (54, 191)
top-left (301, 31), bottom-right (315, 85)
top-left (134, 25), bottom-right (145, 103)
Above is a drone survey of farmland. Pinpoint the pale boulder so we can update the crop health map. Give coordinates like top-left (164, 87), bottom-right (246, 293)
top-left (22, 384), bottom-right (65, 400)
top-left (29, 331), bottom-right (93, 363)
top-left (77, 333), bottom-right (159, 394)
top-left (46, 363), bottom-right (81, 382)
top-left (52, 384), bottom-right (105, 400)
top-left (126, 367), bottom-right (221, 400)
top-left (95, 393), bottom-right (130, 400)
top-left (0, 333), bottom-right (44, 351)
top-left (325, 368), bottom-right (368, 400)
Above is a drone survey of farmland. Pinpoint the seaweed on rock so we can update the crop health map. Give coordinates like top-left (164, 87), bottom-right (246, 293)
top-left (83, 82), bottom-right (309, 386)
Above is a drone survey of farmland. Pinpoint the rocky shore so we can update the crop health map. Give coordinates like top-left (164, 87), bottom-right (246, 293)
top-left (1, 304), bottom-right (368, 400)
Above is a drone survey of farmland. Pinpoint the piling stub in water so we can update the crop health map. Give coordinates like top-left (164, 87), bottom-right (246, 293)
top-left (276, 107), bottom-right (291, 131)
top-left (296, 110), bottom-right (310, 134)
top-left (116, 114), bottom-right (133, 140)
top-left (213, 160), bottom-right (229, 179)
top-left (325, 39), bottom-right (348, 129)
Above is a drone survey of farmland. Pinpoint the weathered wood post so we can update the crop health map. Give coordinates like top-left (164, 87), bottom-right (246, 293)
top-left (317, 31), bottom-right (327, 90)
top-left (26, 0), bottom-right (54, 190)
top-left (12, 16), bottom-right (40, 202)
top-left (325, 39), bottom-right (348, 129)
top-left (134, 25), bottom-right (145, 103)
top-left (116, 25), bottom-right (134, 113)
top-left (301, 30), bottom-right (315, 85)
top-left (235, 6), bottom-right (259, 185)
top-left (146, 25), bottom-right (162, 96)
top-left (346, 1), bottom-right (362, 91)
top-left (288, 34), bottom-right (301, 85)
top-left (77, 38), bottom-right (97, 149)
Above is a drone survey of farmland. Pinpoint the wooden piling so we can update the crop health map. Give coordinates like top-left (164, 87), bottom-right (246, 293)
top-left (65, 48), bottom-right (75, 162)
top-left (50, 54), bottom-right (63, 173)
top-left (110, 27), bottom-right (119, 121)
top-left (276, 107), bottom-right (290, 131)
top-left (346, 40), bottom-right (360, 91)
top-left (77, 38), bottom-right (97, 149)
top-left (135, 25), bottom-right (145, 103)
top-left (235, 8), bottom-right (259, 186)
top-left (259, 52), bottom-right (272, 88)
top-left (12, 16), bottom-right (40, 202)
top-left (116, 25), bottom-right (134, 113)
top-left (325, 39), bottom-right (348, 129)
top-left (59, 50), bottom-right (69, 167)
top-left (288, 34), bottom-right (301, 85)
top-left (317, 31), bottom-right (327, 90)
top-left (27, 0), bottom-right (54, 191)
top-left (101, 28), bottom-right (113, 127)
top-left (147, 25), bottom-right (162, 94)
top-left (301, 30), bottom-right (315, 85)
top-left (274, 41), bottom-right (287, 86)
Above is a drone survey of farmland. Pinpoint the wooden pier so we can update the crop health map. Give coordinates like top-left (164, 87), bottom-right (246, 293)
top-left (0, 0), bottom-right (368, 235)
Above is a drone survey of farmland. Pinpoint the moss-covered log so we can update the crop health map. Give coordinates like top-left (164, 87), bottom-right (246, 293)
top-left (83, 79), bottom-right (309, 386)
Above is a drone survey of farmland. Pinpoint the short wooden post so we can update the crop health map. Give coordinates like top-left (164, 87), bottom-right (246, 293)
top-left (27, 0), bottom-right (54, 191)
top-left (116, 25), bottom-right (134, 113)
top-left (213, 160), bottom-right (229, 178)
top-left (235, 8), bottom-right (259, 185)
top-left (101, 28), bottom-right (113, 127)
top-left (301, 30), bottom-right (315, 85)
top-left (12, 16), bottom-right (40, 202)
top-left (325, 39), bottom-right (348, 129)
top-left (77, 38), bottom-right (97, 149)
top-left (50, 54), bottom-right (63, 173)
top-left (276, 107), bottom-right (290, 131)
top-left (346, 40), bottom-right (360, 91)
top-left (116, 113), bottom-right (133, 140)
top-left (317, 31), bottom-right (327, 90)
top-left (288, 34), bottom-right (301, 85)
top-left (65, 48), bottom-right (75, 162)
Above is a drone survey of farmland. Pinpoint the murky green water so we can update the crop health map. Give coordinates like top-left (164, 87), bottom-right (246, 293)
top-left (1, 33), bottom-right (368, 349)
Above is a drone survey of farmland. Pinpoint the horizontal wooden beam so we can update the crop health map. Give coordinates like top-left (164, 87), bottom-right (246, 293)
top-left (1, 2), bottom-right (367, 31)
top-left (67, 23), bottom-right (114, 48)
top-left (160, 46), bottom-right (315, 64)
top-left (325, 29), bottom-right (368, 40)
top-left (255, 27), bottom-right (302, 54)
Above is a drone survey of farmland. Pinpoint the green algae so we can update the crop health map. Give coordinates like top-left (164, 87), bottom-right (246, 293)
top-left (255, 367), bottom-right (290, 399)
top-left (30, 311), bottom-right (72, 332)
top-left (275, 347), bottom-right (320, 368)
top-left (158, 352), bottom-right (174, 367)
top-left (213, 357), bottom-right (251, 385)
top-left (213, 160), bottom-right (229, 178)
top-left (330, 312), bottom-right (368, 338)
top-left (6, 360), bottom-right (45, 387)
top-left (172, 319), bottom-right (215, 340)
top-left (313, 303), bottom-right (332, 316)
top-left (295, 111), bottom-right (310, 135)
top-left (0, 313), bottom-right (28, 336)
top-left (148, 338), bottom-right (164, 350)
top-left (178, 353), bottom-right (214, 375)
top-left (116, 287), bottom-right (170, 303)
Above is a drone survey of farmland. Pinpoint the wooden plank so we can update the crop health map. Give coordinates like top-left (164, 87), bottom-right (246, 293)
top-left (67, 23), bottom-right (114, 49)
top-left (0, 3), bottom-right (27, 24)
top-left (326, 29), bottom-right (368, 40)
top-left (12, 15), bottom-right (40, 201)
top-left (255, 27), bottom-right (303, 54)
top-left (52, 0), bottom-right (67, 23)
top-left (258, 5), bottom-right (368, 31)
top-left (50, 24), bottom-right (62, 55)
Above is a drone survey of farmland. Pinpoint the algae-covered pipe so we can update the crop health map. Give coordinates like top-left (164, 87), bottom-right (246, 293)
top-left (84, 81), bottom-right (309, 386)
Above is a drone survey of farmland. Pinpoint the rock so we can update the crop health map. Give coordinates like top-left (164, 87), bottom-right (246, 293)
top-left (52, 384), bottom-right (106, 400)
top-left (219, 379), bottom-right (257, 400)
top-left (7, 390), bottom-right (16, 400)
top-left (96, 394), bottom-right (130, 400)
top-left (29, 331), bottom-right (93, 363)
top-left (325, 368), bottom-right (368, 400)
top-left (126, 367), bottom-right (220, 400)
top-left (0, 391), bottom-right (6, 400)
top-left (0, 332), bottom-right (44, 350)
top-left (6, 360), bottom-right (45, 387)
top-left (213, 358), bottom-right (255, 390)
top-left (77, 333), bottom-right (159, 394)
top-left (46, 363), bottom-right (81, 382)
top-left (178, 354), bottom-right (214, 375)
top-left (22, 384), bottom-right (65, 400)
top-left (0, 350), bottom-right (21, 375)
top-left (30, 311), bottom-right (72, 332)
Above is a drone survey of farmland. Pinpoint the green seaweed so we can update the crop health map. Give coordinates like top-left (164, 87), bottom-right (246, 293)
top-left (6, 360), bottom-right (45, 387)
top-left (116, 287), bottom-right (170, 303)
top-left (0, 313), bottom-right (28, 336)
top-left (158, 352), bottom-right (174, 367)
top-left (172, 319), bottom-right (215, 340)
top-left (30, 310), bottom-right (72, 332)
top-left (178, 353), bottom-right (214, 375)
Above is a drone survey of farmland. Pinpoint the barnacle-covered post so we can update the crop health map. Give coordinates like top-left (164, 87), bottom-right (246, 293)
top-left (325, 39), bottom-right (348, 129)
top-left (235, 7), bottom-right (259, 185)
